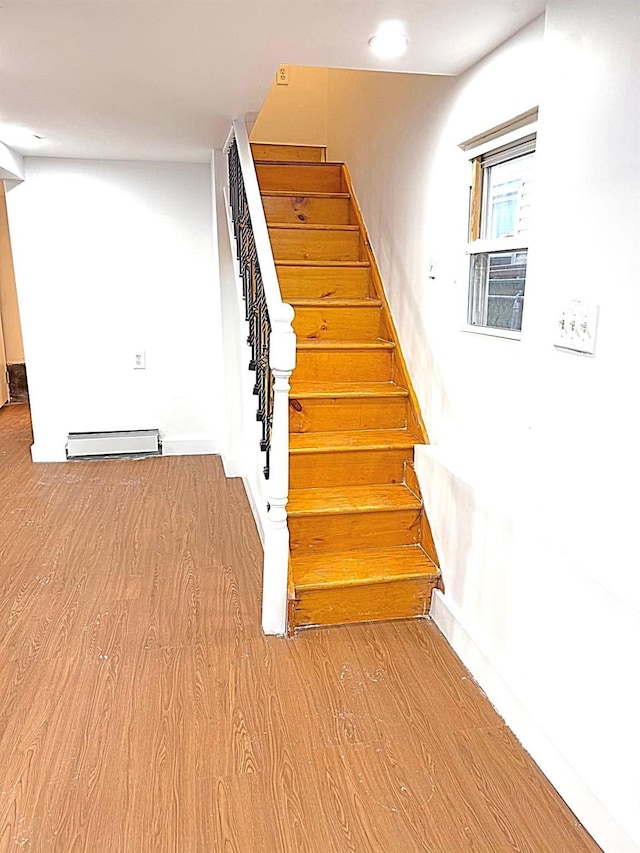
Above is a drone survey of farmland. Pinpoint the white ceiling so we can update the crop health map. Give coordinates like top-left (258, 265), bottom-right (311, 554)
top-left (0, 0), bottom-right (545, 163)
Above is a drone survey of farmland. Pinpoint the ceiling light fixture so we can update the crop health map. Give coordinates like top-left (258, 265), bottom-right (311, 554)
top-left (368, 22), bottom-right (409, 60)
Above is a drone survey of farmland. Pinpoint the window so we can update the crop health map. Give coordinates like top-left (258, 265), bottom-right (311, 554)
top-left (467, 133), bottom-right (536, 333)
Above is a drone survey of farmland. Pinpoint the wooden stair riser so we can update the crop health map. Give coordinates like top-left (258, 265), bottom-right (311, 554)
top-left (276, 264), bottom-right (371, 300)
top-left (290, 448), bottom-right (411, 489)
top-left (294, 347), bottom-right (393, 383)
top-left (289, 508), bottom-right (421, 554)
top-left (256, 163), bottom-right (343, 194)
top-left (262, 195), bottom-right (350, 225)
top-left (269, 227), bottom-right (360, 262)
top-left (251, 143), bottom-right (325, 162)
top-left (289, 396), bottom-right (408, 433)
top-left (292, 304), bottom-right (382, 341)
top-left (293, 578), bottom-right (437, 628)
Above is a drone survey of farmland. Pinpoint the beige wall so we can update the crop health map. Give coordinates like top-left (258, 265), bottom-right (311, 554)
top-left (0, 182), bottom-right (25, 363)
top-left (250, 66), bottom-right (328, 146)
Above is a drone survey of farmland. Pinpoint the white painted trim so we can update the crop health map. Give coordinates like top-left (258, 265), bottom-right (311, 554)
top-left (430, 591), bottom-right (639, 853)
top-left (468, 237), bottom-right (529, 254)
top-left (231, 119), bottom-right (293, 326)
top-left (221, 455), bottom-right (243, 479)
top-left (222, 125), bottom-right (235, 156)
top-left (30, 442), bottom-right (67, 463)
top-left (461, 324), bottom-right (521, 341)
top-left (0, 142), bottom-right (24, 181)
top-left (161, 437), bottom-right (219, 456)
top-left (460, 116), bottom-right (538, 159)
top-left (241, 475), bottom-right (265, 545)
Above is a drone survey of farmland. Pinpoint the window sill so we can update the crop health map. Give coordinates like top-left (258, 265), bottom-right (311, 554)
top-left (467, 238), bottom-right (528, 254)
top-left (461, 324), bottom-right (521, 341)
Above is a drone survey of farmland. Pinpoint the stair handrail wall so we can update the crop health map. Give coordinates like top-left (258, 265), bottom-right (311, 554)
top-left (223, 118), bottom-right (296, 636)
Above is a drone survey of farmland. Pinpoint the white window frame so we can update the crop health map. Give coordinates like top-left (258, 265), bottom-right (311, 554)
top-left (461, 117), bottom-right (537, 340)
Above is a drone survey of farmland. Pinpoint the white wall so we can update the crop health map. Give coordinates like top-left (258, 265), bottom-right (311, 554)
top-left (325, 9), bottom-right (639, 852)
top-left (326, 22), bottom-right (543, 453)
top-left (7, 158), bottom-right (224, 460)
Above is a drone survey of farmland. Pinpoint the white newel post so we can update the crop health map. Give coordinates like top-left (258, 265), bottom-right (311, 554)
top-left (261, 305), bottom-right (296, 635)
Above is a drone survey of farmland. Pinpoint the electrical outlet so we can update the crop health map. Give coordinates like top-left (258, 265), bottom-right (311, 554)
top-left (133, 351), bottom-right (146, 370)
top-left (277, 64), bottom-right (289, 85)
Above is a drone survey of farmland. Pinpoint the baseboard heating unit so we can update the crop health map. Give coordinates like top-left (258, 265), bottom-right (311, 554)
top-left (66, 429), bottom-right (162, 460)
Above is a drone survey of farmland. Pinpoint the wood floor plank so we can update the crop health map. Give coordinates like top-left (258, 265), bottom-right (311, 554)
top-left (0, 404), bottom-right (602, 852)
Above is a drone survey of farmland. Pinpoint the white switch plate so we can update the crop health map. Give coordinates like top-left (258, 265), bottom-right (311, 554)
top-left (554, 301), bottom-right (599, 355)
top-left (134, 350), bottom-right (146, 369)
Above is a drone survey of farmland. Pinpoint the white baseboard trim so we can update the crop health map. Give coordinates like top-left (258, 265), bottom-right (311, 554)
top-left (30, 443), bottom-right (67, 463)
top-left (241, 474), bottom-right (265, 545)
top-left (161, 438), bottom-right (219, 456)
top-left (31, 439), bottom-right (220, 462)
top-left (430, 590), bottom-right (638, 853)
top-left (221, 454), bottom-right (244, 479)
top-left (216, 453), bottom-right (265, 544)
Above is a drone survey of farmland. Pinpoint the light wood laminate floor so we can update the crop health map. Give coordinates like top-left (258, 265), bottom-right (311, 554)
top-left (0, 404), bottom-right (600, 852)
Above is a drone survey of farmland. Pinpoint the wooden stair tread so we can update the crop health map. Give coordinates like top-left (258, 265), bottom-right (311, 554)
top-left (288, 483), bottom-right (420, 516)
top-left (254, 159), bottom-right (344, 167)
top-left (268, 223), bottom-right (359, 232)
top-left (290, 381), bottom-right (408, 398)
top-left (276, 260), bottom-right (370, 268)
top-left (292, 546), bottom-right (439, 590)
top-left (290, 428), bottom-right (419, 453)
top-left (253, 160), bottom-right (324, 166)
top-left (296, 340), bottom-right (394, 350)
top-left (288, 298), bottom-right (381, 308)
top-left (261, 191), bottom-right (350, 200)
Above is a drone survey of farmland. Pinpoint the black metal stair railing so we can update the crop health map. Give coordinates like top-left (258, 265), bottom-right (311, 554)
top-left (224, 119), bottom-right (296, 635)
top-left (228, 137), bottom-right (274, 478)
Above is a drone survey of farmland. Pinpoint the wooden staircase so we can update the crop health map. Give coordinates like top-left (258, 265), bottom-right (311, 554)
top-left (252, 142), bottom-right (442, 632)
